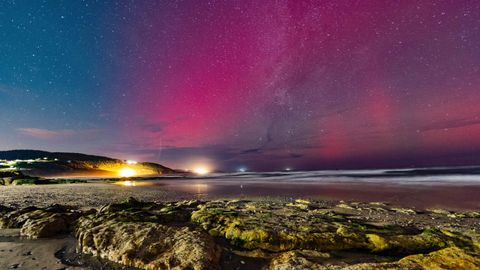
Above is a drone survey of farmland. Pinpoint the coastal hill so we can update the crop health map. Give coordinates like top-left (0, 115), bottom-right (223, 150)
top-left (0, 150), bottom-right (175, 177)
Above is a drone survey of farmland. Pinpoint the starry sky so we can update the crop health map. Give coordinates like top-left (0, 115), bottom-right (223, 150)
top-left (1, 0), bottom-right (480, 171)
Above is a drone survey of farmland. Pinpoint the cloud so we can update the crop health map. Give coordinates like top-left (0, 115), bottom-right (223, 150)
top-left (241, 148), bottom-right (262, 154)
top-left (421, 118), bottom-right (480, 132)
top-left (17, 128), bottom-right (98, 140)
top-left (140, 122), bottom-right (164, 133)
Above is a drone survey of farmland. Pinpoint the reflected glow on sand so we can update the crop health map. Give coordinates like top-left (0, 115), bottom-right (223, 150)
top-left (114, 181), bottom-right (155, 187)
top-left (195, 183), bottom-right (209, 194)
top-left (117, 180), bottom-right (136, 186)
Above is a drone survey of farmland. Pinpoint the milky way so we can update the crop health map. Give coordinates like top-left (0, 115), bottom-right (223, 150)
top-left (1, 1), bottom-right (480, 171)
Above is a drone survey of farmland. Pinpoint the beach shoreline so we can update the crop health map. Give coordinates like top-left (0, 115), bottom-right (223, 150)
top-left (1, 180), bottom-right (479, 210)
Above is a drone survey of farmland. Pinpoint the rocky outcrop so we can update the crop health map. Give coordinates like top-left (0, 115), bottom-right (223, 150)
top-left (191, 200), bottom-right (457, 255)
top-left (0, 171), bottom-right (38, 185)
top-left (1, 199), bottom-right (479, 269)
top-left (75, 198), bottom-right (221, 270)
top-left (266, 247), bottom-right (480, 270)
top-left (0, 204), bottom-right (84, 238)
top-left (267, 251), bottom-right (330, 270)
top-left (397, 246), bottom-right (480, 269)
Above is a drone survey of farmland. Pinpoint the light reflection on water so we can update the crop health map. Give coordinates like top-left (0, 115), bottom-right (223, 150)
top-left (115, 180), bottom-right (136, 186)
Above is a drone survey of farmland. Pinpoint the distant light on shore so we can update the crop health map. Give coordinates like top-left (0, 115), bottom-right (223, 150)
top-left (238, 167), bottom-right (247, 172)
top-left (126, 160), bottom-right (138, 165)
top-left (119, 168), bottom-right (136, 177)
top-left (193, 166), bottom-right (210, 175)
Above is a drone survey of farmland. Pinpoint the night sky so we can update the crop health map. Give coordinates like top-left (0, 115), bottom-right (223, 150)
top-left (1, 1), bottom-right (480, 171)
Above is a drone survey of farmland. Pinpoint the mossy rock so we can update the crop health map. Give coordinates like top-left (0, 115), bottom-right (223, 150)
top-left (0, 177), bottom-right (14, 185)
top-left (96, 198), bottom-right (196, 224)
top-left (98, 197), bottom-right (159, 213)
top-left (10, 178), bottom-right (85, 185)
top-left (46, 178), bottom-right (87, 184)
top-left (75, 213), bottom-right (221, 269)
top-left (191, 202), bottom-right (374, 252)
top-left (367, 229), bottom-right (451, 255)
top-left (0, 204), bottom-right (84, 238)
top-left (12, 178), bottom-right (39, 185)
top-left (191, 201), bottom-right (480, 258)
top-left (398, 246), bottom-right (480, 269)
top-left (267, 247), bottom-right (480, 270)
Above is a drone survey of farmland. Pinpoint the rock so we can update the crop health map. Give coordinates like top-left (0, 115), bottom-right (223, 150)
top-left (427, 208), bottom-right (451, 215)
top-left (2, 199), bottom-right (480, 269)
top-left (390, 208), bottom-right (417, 215)
top-left (268, 247), bottom-right (480, 270)
top-left (366, 228), bottom-right (451, 254)
top-left (192, 201), bottom-right (414, 253)
top-left (336, 203), bottom-right (355, 210)
top-left (368, 202), bottom-right (387, 207)
top-left (0, 206), bottom-right (39, 228)
top-left (191, 200), bottom-right (480, 266)
top-left (232, 249), bottom-right (272, 259)
top-left (342, 246), bottom-right (480, 270)
top-left (448, 211), bottom-right (480, 219)
top-left (75, 214), bottom-right (221, 270)
top-left (266, 251), bottom-right (328, 270)
top-left (0, 204), bottom-right (83, 238)
top-left (286, 199), bottom-right (312, 210)
top-left (20, 212), bottom-right (68, 238)
top-left (0, 171), bottom-right (28, 186)
top-left (399, 246), bottom-right (480, 269)
top-left (8, 263), bottom-right (20, 269)
top-left (98, 196), bottom-right (156, 213)
top-left (0, 204), bottom-right (13, 214)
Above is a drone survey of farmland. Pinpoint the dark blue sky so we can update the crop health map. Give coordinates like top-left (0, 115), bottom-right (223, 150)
top-left (0, 1), bottom-right (119, 152)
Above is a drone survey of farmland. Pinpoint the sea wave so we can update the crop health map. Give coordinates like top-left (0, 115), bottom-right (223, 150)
top-left (170, 166), bottom-right (480, 185)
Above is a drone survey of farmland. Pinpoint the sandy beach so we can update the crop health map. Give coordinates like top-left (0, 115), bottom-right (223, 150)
top-left (0, 182), bottom-right (192, 209)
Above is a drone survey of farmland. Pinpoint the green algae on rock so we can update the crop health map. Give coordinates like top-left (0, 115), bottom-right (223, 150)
top-left (191, 200), bottom-right (454, 255)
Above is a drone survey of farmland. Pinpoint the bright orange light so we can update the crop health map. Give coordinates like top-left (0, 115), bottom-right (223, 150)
top-left (119, 168), bottom-right (136, 178)
top-left (193, 166), bottom-right (210, 175)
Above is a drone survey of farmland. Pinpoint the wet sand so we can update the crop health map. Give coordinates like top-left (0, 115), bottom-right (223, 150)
top-left (158, 180), bottom-right (480, 210)
top-left (0, 229), bottom-right (137, 270)
top-left (0, 229), bottom-right (81, 270)
top-left (0, 180), bottom-right (479, 210)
